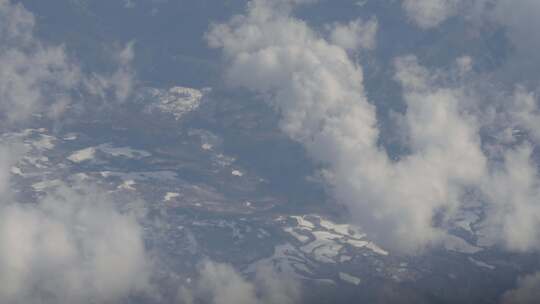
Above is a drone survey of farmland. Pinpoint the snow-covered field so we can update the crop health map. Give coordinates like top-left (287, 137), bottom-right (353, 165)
top-left (144, 86), bottom-right (208, 120)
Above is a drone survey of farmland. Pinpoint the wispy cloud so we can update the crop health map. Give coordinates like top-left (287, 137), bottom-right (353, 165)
top-left (0, 2), bottom-right (151, 303)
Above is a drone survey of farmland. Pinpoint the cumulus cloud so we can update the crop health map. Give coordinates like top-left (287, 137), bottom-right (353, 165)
top-left (207, 0), bottom-right (487, 252)
top-left (501, 272), bottom-right (540, 304)
top-left (0, 185), bottom-right (151, 304)
top-left (178, 260), bottom-right (301, 304)
top-left (207, 0), bottom-right (540, 256)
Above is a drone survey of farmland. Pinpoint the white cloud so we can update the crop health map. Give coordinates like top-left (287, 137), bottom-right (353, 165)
top-left (481, 145), bottom-right (540, 252)
top-left (0, 0), bottom-right (80, 122)
top-left (178, 260), bottom-right (301, 304)
top-left (507, 87), bottom-right (540, 144)
top-left (207, 0), bottom-right (492, 252)
top-left (400, 0), bottom-right (497, 29)
top-left (207, 0), bottom-right (540, 256)
top-left (401, 0), bottom-right (463, 29)
top-left (0, 2), bottom-right (152, 303)
top-left (0, 0), bottom-right (139, 123)
top-left (328, 17), bottom-right (378, 51)
top-left (0, 184), bottom-right (152, 304)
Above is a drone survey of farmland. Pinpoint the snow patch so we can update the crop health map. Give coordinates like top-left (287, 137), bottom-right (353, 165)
top-left (32, 179), bottom-right (63, 191)
top-left (67, 147), bottom-right (96, 163)
top-left (32, 135), bottom-right (56, 150)
top-left (339, 272), bottom-right (361, 285)
top-left (284, 227), bottom-right (310, 243)
top-left (468, 257), bottom-right (495, 270)
top-left (164, 192), bottom-right (180, 202)
top-left (291, 216), bottom-right (315, 229)
top-left (147, 86), bottom-right (208, 120)
top-left (118, 180), bottom-right (136, 191)
top-left (68, 144), bottom-right (150, 163)
top-left (100, 171), bottom-right (177, 181)
top-left (319, 217), bottom-right (364, 238)
top-left (231, 170), bottom-right (243, 177)
top-left (301, 231), bottom-right (343, 263)
top-left (10, 166), bottom-right (22, 176)
top-left (63, 133), bottom-right (78, 141)
top-left (97, 144), bottom-right (151, 158)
